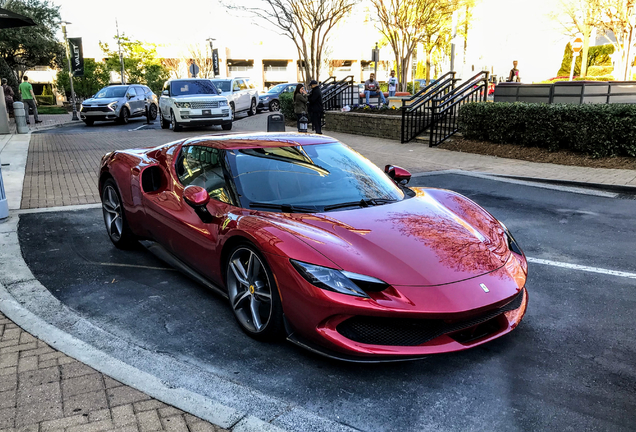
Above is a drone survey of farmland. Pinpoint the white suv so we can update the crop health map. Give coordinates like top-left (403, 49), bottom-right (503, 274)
top-left (210, 78), bottom-right (259, 117)
top-left (159, 79), bottom-right (232, 132)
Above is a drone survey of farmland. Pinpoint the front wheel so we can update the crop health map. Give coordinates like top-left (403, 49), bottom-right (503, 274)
top-left (159, 109), bottom-right (170, 129)
top-left (118, 107), bottom-right (129, 124)
top-left (101, 178), bottom-right (137, 249)
top-left (229, 102), bottom-right (235, 120)
top-left (83, 119), bottom-right (94, 126)
top-left (222, 122), bottom-right (232, 131)
top-left (247, 98), bottom-right (257, 116)
top-left (226, 244), bottom-right (284, 341)
top-left (147, 104), bottom-right (158, 120)
top-left (269, 100), bottom-right (280, 111)
top-left (171, 110), bottom-right (182, 132)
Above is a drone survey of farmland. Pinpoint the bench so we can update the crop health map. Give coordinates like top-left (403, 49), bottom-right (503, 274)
top-left (358, 91), bottom-right (410, 106)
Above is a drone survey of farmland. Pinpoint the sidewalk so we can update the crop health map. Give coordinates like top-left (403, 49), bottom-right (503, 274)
top-left (6, 113), bottom-right (81, 134)
top-left (1, 116), bottom-right (635, 431)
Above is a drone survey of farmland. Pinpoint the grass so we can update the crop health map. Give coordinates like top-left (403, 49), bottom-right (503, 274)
top-left (36, 106), bottom-right (68, 115)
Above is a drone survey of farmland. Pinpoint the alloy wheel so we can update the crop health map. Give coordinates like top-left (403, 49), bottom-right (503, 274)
top-left (226, 247), bottom-right (273, 333)
top-left (102, 185), bottom-right (123, 242)
top-left (270, 100), bottom-right (280, 111)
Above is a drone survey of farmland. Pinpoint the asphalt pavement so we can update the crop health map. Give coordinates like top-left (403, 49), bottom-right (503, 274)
top-left (13, 173), bottom-right (636, 432)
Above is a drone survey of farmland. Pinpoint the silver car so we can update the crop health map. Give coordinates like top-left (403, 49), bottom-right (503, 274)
top-left (80, 84), bottom-right (158, 126)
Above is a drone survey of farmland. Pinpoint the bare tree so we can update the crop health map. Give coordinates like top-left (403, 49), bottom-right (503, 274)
top-left (184, 44), bottom-right (215, 78)
top-left (239, 0), bottom-right (357, 82)
top-left (162, 58), bottom-right (183, 79)
top-left (370, 0), bottom-right (458, 92)
top-left (592, 0), bottom-right (635, 80)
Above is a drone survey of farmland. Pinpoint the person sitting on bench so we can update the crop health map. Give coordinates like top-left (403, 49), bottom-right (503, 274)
top-left (364, 73), bottom-right (386, 106)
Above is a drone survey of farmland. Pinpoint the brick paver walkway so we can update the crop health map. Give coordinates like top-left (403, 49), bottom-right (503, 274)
top-left (7, 114), bottom-right (80, 134)
top-left (0, 312), bottom-right (227, 432)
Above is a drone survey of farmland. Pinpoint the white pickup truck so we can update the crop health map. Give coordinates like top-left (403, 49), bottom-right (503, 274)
top-left (210, 77), bottom-right (259, 118)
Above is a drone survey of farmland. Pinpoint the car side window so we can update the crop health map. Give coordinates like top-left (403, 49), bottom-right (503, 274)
top-left (126, 87), bottom-right (136, 97)
top-left (176, 146), bottom-right (232, 204)
top-left (232, 80), bottom-right (241, 92)
top-left (134, 86), bottom-right (145, 97)
top-left (238, 80), bottom-right (247, 90)
top-left (162, 82), bottom-right (170, 95)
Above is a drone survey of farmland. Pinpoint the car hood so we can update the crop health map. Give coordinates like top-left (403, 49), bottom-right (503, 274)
top-left (171, 94), bottom-right (226, 101)
top-left (259, 188), bottom-right (511, 286)
top-left (260, 93), bottom-right (278, 98)
top-left (83, 98), bottom-right (119, 105)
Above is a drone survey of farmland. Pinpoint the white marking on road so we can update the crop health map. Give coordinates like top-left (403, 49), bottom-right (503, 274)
top-left (97, 262), bottom-right (175, 271)
top-left (528, 257), bottom-right (636, 279)
top-left (15, 203), bottom-right (102, 214)
top-left (130, 125), bottom-right (148, 131)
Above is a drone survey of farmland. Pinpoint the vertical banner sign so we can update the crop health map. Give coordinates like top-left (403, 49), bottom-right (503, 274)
top-left (212, 49), bottom-right (220, 76)
top-left (68, 37), bottom-right (84, 77)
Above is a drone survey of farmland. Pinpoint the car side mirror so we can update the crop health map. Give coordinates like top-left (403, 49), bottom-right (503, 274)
top-left (384, 165), bottom-right (411, 185)
top-left (162, 90), bottom-right (169, 96)
top-left (127, 93), bottom-right (134, 99)
top-left (184, 185), bottom-right (215, 223)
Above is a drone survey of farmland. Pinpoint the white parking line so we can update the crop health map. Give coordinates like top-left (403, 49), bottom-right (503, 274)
top-left (528, 257), bottom-right (636, 279)
top-left (129, 124), bottom-right (148, 131)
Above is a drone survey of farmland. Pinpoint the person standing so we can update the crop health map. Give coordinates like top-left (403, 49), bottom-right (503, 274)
top-left (307, 80), bottom-right (323, 134)
top-left (18, 76), bottom-right (41, 124)
top-left (507, 60), bottom-right (520, 82)
top-left (293, 83), bottom-right (308, 132)
top-left (364, 73), bottom-right (387, 106)
top-left (2, 78), bottom-right (14, 117)
top-left (387, 70), bottom-right (399, 97)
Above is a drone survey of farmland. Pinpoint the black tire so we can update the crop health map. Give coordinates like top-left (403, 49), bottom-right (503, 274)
top-left (229, 102), bottom-right (235, 120)
top-left (147, 104), bottom-right (158, 121)
top-left (247, 98), bottom-right (257, 116)
top-left (83, 119), bottom-right (94, 126)
top-left (170, 110), bottom-right (182, 132)
top-left (118, 107), bottom-right (129, 124)
top-left (225, 243), bottom-right (284, 341)
top-left (222, 122), bottom-right (232, 131)
top-left (101, 178), bottom-right (137, 249)
top-left (269, 100), bottom-right (280, 111)
top-left (159, 109), bottom-right (170, 129)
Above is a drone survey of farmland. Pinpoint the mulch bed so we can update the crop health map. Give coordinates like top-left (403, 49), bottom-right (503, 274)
top-left (439, 138), bottom-right (636, 170)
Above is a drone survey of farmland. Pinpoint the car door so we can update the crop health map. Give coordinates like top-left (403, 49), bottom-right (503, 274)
top-left (236, 79), bottom-right (250, 111)
top-left (135, 86), bottom-right (149, 114)
top-left (159, 82), bottom-right (170, 118)
top-left (141, 144), bottom-right (233, 283)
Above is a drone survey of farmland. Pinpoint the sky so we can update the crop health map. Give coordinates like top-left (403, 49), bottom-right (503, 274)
top-left (53, 0), bottom-right (571, 83)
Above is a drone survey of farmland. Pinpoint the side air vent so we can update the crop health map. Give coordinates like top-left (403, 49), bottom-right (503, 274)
top-left (141, 166), bottom-right (165, 193)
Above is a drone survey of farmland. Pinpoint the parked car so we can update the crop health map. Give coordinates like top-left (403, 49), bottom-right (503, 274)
top-left (98, 132), bottom-right (528, 361)
top-left (257, 82), bottom-right (299, 112)
top-left (210, 78), bottom-right (259, 117)
top-left (158, 79), bottom-right (232, 132)
top-left (80, 84), bottom-right (158, 126)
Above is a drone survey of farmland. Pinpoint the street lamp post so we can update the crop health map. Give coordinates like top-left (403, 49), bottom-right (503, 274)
top-left (61, 21), bottom-right (79, 121)
top-left (206, 38), bottom-right (216, 78)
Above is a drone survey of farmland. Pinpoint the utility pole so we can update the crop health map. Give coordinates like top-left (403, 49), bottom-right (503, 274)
top-left (373, 42), bottom-right (379, 78)
top-left (60, 21), bottom-right (79, 121)
top-left (116, 19), bottom-right (125, 84)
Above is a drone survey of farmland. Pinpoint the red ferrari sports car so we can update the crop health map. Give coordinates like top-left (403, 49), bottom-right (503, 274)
top-left (99, 132), bottom-right (528, 361)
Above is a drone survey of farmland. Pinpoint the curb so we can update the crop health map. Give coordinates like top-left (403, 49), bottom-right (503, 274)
top-left (491, 174), bottom-right (636, 197)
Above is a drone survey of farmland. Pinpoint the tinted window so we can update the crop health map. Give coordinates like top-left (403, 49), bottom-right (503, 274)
top-left (238, 80), bottom-right (248, 90)
top-left (176, 146), bottom-right (231, 204)
top-left (267, 84), bottom-right (287, 93)
top-left (232, 80), bottom-right (241, 91)
top-left (95, 86), bottom-right (127, 98)
top-left (170, 80), bottom-right (219, 96)
top-left (212, 80), bottom-right (231, 92)
top-left (226, 142), bottom-right (404, 210)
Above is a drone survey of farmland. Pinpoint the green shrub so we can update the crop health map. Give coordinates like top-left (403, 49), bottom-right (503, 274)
top-left (587, 66), bottom-right (614, 77)
top-left (35, 95), bottom-right (55, 105)
top-left (279, 92), bottom-right (295, 120)
top-left (458, 102), bottom-right (636, 158)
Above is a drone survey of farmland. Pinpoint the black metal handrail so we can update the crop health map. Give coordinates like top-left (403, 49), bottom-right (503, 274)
top-left (429, 72), bottom-right (489, 147)
top-left (402, 72), bottom-right (456, 103)
top-left (322, 75), bottom-right (355, 111)
top-left (400, 74), bottom-right (457, 143)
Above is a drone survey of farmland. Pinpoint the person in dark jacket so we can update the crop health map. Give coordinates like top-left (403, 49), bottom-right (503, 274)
top-left (2, 78), bottom-right (14, 117)
top-left (307, 79), bottom-right (323, 134)
top-left (293, 83), bottom-right (308, 131)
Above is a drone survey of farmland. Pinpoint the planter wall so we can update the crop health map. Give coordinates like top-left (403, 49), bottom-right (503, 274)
top-left (324, 111), bottom-right (402, 141)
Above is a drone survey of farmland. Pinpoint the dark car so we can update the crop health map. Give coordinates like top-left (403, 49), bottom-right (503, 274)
top-left (80, 84), bottom-right (158, 126)
top-left (257, 82), bottom-right (300, 112)
top-left (99, 132), bottom-right (528, 362)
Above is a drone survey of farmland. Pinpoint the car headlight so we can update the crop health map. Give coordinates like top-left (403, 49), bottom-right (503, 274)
top-left (261, 96), bottom-right (270, 101)
top-left (108, 102), bottom-right (118, 111)
top-left (498, 221), bottom-right (524, 256)
top-left (79, 104), bottom-right (84, 110)
top-left (291, 260), bottom-right (389, 298)
top-left (218, 100), bottom-right (228, 106)
top-left (175, 102), bottom-right (191, 108)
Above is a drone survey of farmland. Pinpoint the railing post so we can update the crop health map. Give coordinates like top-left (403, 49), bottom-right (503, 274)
top-left (429, 98), bottom-right (437, 148)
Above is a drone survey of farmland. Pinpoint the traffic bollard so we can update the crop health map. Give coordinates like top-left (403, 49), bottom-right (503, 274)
top-left (13, 101), bottom-right (28, 134)
top-left (0, 155), bottom-right (8, 220)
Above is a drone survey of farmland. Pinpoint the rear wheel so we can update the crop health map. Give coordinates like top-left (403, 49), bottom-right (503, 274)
top-left (247, 98), bottom-right (257, 116)
top-left (101, 179), bottom-right (137, 249)
top-left (170, 109), bottom-right (182, 132)
top-left (159, 109), bottom-right (170, 129)
top-left (269, 100), bottom-right (280, 111)
top-left (118, 107), bottom-right (129, 124)
top-left (226, 244), bottom-right (284, 341)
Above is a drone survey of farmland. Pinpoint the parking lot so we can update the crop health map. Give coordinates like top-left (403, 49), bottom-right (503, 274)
top-left (12, 167), bottom-right (636, 432)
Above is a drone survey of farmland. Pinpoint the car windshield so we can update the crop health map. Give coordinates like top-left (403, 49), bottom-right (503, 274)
top-left (226, 142), bottom-right (405, 211)
top-left (95, 87), bottom-right (127, 98)
top-left (171, 80), bottom-right (219, 96)
top-left (212, 80), bottom-right (231, 92)
top-left (267, 84), bottom-right (287, 93)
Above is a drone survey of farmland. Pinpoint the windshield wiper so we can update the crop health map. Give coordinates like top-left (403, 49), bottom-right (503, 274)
top-left (249, 202), bottom-right (319, 213)
top-left (323, 198), bottom-right (397, 211)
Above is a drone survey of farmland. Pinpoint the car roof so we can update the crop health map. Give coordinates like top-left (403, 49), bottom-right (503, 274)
top-left (180, 132), bottom-right (338, 150)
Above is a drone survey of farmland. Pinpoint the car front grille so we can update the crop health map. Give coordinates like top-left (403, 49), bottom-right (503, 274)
top-left (81, 106), bottom-right (112, 112)
top-left (336, 289), bottom-right (525, 346)
top-left (189, 101), bottom-right (219, 109)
